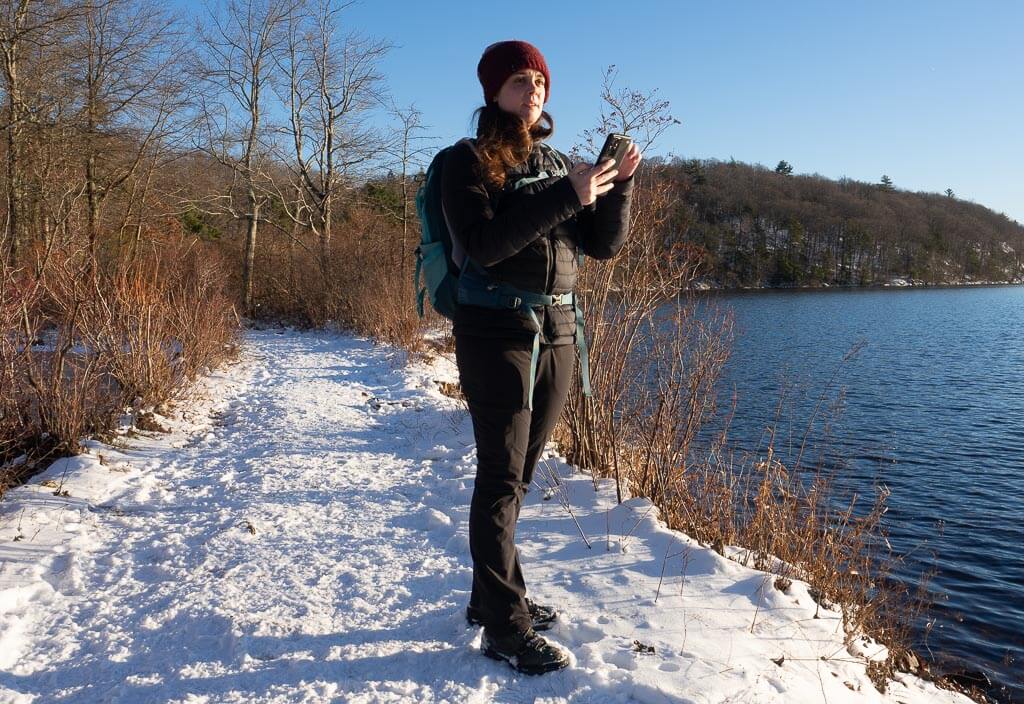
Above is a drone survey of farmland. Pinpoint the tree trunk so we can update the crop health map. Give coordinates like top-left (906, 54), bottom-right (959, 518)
top-left (243, 193), bottom-right (259, 318)
top-left (86, 150), bottom-right (99, 257)
top-left (321, 190), bottom-right (331, 275)
top-left (401, 166), bottom-right (408, 279)
top-left (5, 114), bottom-right (19, 266)
top-left (3, 43), bottom-right (22, 268)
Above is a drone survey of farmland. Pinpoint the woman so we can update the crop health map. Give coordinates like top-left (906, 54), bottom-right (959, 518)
top-left (441, 40), bottom-right (640, 675)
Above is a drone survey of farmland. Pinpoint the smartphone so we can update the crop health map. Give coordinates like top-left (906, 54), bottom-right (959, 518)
top-left (596, 133), bottom-right (632, 171)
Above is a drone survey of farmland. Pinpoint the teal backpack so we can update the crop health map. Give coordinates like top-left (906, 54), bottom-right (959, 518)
top-left (413, 139), bottom-right (592, 409)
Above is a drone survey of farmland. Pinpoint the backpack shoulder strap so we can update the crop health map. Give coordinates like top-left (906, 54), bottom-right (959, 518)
top-left (510, 142), bottom-right (570, 192)
top-left (538, 142), bottom-right (569, 177)
top-left (455, 137), bottom-right (478, 158)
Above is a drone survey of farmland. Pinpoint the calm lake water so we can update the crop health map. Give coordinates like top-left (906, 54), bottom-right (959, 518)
top-left (692, 285), bottom-right (1023, 703)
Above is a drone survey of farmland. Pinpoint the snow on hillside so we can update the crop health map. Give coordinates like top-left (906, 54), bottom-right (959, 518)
top-left (0, 329), bottom-right (972, 703)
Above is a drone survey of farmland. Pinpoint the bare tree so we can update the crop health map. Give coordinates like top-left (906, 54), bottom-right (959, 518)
top-left (27, 118), bottom-right (85, 274)
top-left (0, 0), bottom-right (82, 266)
top-left (382, 101), bottom-right (434, 276)
top-left (195, 0), bottom-right (294, 316)
top-left (561, 69), bottom-right (710, 505)
top-left (269, 0), bottom-right (389, 269)
top-left (74, 0), bottom-right (191, 263)
top-left (574, 64), bottom-right (681, 163)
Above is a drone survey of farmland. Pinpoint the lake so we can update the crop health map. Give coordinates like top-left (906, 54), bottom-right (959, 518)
top-left (695, 285), bottom-right (1023, 703)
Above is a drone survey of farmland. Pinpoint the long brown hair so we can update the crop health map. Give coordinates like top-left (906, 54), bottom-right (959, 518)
top-left (471, 102), bottom-right (555, 189)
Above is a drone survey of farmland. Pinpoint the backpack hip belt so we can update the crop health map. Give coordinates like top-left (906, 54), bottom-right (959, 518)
top-left (457, 275), bottom-right (591, 411)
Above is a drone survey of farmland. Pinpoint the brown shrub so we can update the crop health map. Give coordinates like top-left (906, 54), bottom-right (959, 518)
top-left (250, 202), bottom-right (428, 350)
top-left (557, 166), bottom-right (726, 499)
top-left (1, 235), bottom-right (239, 497)
top-left (1, 254), bottom-right (122, 489)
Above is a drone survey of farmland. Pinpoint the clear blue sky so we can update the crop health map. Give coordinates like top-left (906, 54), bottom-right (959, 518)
top-left (333, 0), bottom-right (1022, 224)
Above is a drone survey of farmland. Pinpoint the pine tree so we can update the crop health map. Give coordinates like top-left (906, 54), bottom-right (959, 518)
top-left (880, 174), bottom-right (894, 190)
top-left (683, 159), bottom-right (706, 185)
top-left (775, 160), bottom-right (793, 176)
top-left (945, 188), bottom-right (955, 198)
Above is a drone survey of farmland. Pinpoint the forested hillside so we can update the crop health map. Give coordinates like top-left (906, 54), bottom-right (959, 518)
top-left (670, 159), bottom-right (1024, 287)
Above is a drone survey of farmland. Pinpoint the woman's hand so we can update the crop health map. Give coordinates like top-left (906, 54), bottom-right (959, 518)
top-left (612, 142), bottom-right (642, 182)
top-left (568, 160), bottom-right (618, 206)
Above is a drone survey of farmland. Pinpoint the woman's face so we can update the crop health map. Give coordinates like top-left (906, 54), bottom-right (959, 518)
top-left (495, 69), bottom-right (546, 126)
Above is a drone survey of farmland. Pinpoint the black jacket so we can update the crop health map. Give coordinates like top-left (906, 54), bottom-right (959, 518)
top-left (441, 139), bottom-right (633, 345)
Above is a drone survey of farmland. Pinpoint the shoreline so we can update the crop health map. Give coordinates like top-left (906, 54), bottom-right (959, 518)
top-left (683, 284), bottom-right (1023, 703)
top-left (690, 279), bottom-right (1024, 294)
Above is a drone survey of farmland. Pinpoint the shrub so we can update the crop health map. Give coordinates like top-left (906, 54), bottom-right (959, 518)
top-left (0, 235), bottom-right (239, 497)
top-left (250, 201), bottom-right (427, 350)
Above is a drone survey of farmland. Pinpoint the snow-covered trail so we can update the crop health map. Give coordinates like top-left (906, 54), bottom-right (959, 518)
top-left (0, 330), bottom-right (970, 703)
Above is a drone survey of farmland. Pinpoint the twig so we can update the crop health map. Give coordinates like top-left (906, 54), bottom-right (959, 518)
top-left (750, 572), bottom-right (772, 633)
top-left (618, 501), bottom-right (657, 552)
top-left (654, 533), bottom-right (676, 603)
top-left (679, 546), bottom-right (692, 597)
top-left (539, 460), bottom-right (592, 549)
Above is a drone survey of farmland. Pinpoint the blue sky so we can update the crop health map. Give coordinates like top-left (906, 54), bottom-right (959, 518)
top-left (185, 0), bottom-right (1023, 223)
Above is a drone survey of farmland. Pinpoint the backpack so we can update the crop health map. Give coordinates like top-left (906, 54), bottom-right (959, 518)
top-left (413, 139), bottom-right (592, 409)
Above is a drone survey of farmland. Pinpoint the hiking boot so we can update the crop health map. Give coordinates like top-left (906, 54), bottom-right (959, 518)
top-left (466, 598), bottom-right (558, 631)
top-left (481, 627), bottom-right (570, 675)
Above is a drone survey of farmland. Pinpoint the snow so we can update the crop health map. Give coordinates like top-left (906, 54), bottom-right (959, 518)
top-left (0, 329), bottom-right (973, 703)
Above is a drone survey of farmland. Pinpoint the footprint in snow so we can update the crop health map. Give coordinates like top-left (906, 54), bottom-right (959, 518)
top-left (561, 620), bottom-right (605, 645)
top-left (421, 508), bottom-right (453, 531)
top-left (445, 532), bottom-right (470, 555)
top-left (603, 647), bottom-right (639, 671)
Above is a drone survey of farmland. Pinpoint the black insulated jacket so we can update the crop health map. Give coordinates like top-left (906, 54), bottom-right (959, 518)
top-left (441, 139), bottom-right (633, 345)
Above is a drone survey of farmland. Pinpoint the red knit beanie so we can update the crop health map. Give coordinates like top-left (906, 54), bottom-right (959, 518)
top-left (477, 40), bottom-right (551, 104)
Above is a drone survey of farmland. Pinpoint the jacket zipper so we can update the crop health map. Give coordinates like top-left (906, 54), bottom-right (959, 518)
top-left (545, 236), bottom-right (553, 294)
top-left (542, 146), bottom-right (554, 342)
top-left (541, 146), bottom-right (554, 295)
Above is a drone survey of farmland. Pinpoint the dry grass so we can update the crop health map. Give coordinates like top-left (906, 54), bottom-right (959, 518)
top-left (669, 420), bottom-right (930, 682)
top-left (557, 167), bottom-right (722, 498)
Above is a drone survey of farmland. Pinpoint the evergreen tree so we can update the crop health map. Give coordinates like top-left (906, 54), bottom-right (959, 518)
top-left (775, 160), bottom-right (793, 176)
top-left (946, 188), bottom-right (955, 198)
top-left (880, 174), bottom-right (894, 190)
top-left (683, 159), bottom-right (707, 185)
